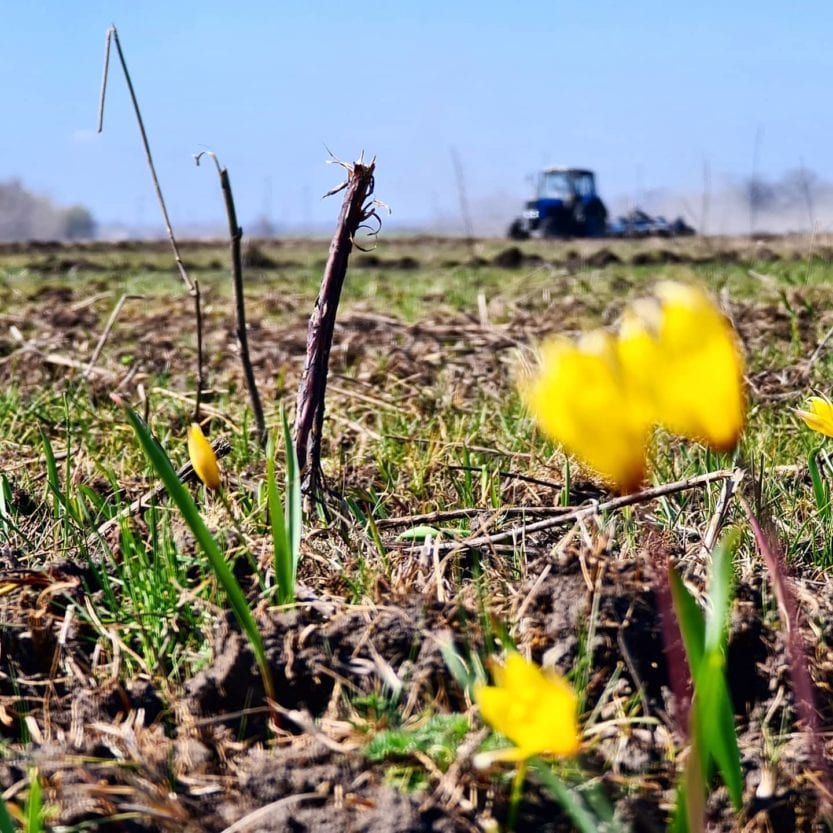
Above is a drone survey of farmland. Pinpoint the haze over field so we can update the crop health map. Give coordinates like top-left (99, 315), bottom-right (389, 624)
top-left (2, 2), bottom-right (831, 238)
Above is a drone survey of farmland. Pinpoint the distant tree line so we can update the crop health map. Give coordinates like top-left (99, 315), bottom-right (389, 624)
top-left (0, 180), bottom-right (96, 242)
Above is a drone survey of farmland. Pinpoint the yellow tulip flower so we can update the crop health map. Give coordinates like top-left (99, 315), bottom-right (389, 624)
top-left (474, 652), bottom-right (580, 764)
top-left (188, 423), bottom-right (221, 491)
top-left (523, 330), bottom-right (654, 494)
top-left (796, 396), bottom-right (833, 438)
top-left (524, 281), bottom-right (745, 492)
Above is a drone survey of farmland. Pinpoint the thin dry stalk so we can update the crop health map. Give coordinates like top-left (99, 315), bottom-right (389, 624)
top-left (699, 466), bottom-right (744, 555)
top-left (294, 156), bottom-right (379, 506)
top-left (83, 293), bottom-right (145, 380)
top-left (377, 504), bottom-right (574, 529)
top-left (427, 468), bottom-right (735, 553)
top-left (196, 152), bottom-right (266, 446)
top-left (806, 323), bottom-right (833, 374)
top-left (98, 25), bottom-right (206, 420)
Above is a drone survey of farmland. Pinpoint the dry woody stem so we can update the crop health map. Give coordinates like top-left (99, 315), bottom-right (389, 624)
top-left (294, 158), bottom-right (378, 504)
top-left (196, 152), bottom-right (266, 446)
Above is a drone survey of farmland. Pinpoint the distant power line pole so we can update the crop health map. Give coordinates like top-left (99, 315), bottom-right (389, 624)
top-left (749, 123), bottom-right (764, 236)
top-left (450, 147), bottom-right (475, 258)
top-left (700, 157), bottom-right (711, 237)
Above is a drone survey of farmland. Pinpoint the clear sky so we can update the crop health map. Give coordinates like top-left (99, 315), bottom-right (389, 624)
top-left (2, 1), bottom-right (832, 233)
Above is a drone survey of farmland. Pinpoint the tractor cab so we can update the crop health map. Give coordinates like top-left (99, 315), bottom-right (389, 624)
top-left (509, 167), bottom-right (608, 239)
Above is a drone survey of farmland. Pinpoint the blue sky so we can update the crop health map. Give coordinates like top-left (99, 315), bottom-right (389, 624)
top-left (2, 2), bottom-right (832, 232)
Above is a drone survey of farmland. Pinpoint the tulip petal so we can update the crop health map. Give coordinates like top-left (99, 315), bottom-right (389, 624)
top-left (522, 281), bottom-right (745, 491)
top-left (523, 332), bottom-right (652, 493)
top-left (648, 282), bottom-right (745, 451)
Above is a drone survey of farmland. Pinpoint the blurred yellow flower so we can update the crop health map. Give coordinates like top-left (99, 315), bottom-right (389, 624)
top-left (796, 396), bottom-right (833, 438)
top-left (188, 423), bottom-right (221, 491)
top-left (524, 281), bottom-right (745, 492)
top-left (473, 652), bottom-right (580, 765)
top-left (642, 282), bottom-right (745, 452)
top-left (523, 331), bottom-right (653, 494)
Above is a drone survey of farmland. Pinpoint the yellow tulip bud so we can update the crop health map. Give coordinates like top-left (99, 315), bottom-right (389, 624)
top-left (188, 423), bottom-right (221, 491)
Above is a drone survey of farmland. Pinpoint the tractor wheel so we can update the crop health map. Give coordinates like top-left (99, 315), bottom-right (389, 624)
top-left (508, 219), bottom-right (530, 240)
top-left (543, 213), bottom-right (569, 238)
top-left (575, 198), bottom-right (608, 237)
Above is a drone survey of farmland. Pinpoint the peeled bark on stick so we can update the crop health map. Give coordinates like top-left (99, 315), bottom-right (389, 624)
top-left (294, 159), bottom-right (377, 505)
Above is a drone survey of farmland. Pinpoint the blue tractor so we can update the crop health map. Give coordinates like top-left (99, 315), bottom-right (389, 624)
top-left (508, 167), bottom-right (608, 239)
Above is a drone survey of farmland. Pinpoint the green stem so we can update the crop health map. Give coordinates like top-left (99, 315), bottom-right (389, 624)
top-left (218, 487), bottom-right (249, 546)
top-left (507, 760), bottom-right (528, 831)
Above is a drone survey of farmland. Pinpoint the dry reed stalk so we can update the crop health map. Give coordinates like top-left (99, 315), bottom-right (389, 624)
top-left (97, 25), bottom-right (206, 420)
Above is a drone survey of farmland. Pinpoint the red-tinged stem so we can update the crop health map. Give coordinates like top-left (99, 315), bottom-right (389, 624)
top-left (659, 566), bottom-right (693, 737)
top-left (648, 533), bottom-right (693, 738)
top-left (739, 494), bottom-right (829, 800)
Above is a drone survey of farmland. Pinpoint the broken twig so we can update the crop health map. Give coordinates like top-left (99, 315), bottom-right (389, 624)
top-left (83, 293), bottom-right (145, 380)
top-left (294, 155), bottom-right (380, 507)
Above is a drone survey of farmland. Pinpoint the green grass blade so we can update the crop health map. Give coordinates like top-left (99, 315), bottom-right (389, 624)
top-left (281, 406), bottom-right (302, 575)
top-left (808, 449), bottom-right (830, 521)
top-left (704, 529), bottom-right (738, 654)
top-left (697, 528), bottom-right (743, 810)
top-left (40, 431), bottom-right (63, 520)
top-left (25, 768), bottom-right (41, 833)
top-left (531, 761), bottom-right (629, 833)
top-left (668, 567), bottom-right (705, 676)
top-left (124, 406), bottom-right (275, 701)
top-left (437, 639), bottom-right (476, 695)
top-left (0, 793), bottom-right (15, 833)
top-left (561, 458), bottom-right (571, 507)
top-left (264, 409), bottom-right (302, 606)
top-left (670, 529), bottom-right (743, 810)
top-left (398, 525), bottom-right (442, 541)
top-left (694, 656), bottom-right (743, 809)
top-left (266, 429), bottom-right (293, 605)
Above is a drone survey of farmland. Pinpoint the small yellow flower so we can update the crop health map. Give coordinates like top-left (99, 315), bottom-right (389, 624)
top-left (796, 396), bottom-right (833, 438)
top-left (188, 423), bottom-right (221, 491)
top-left (473, 653), bottom-right (580, 765)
